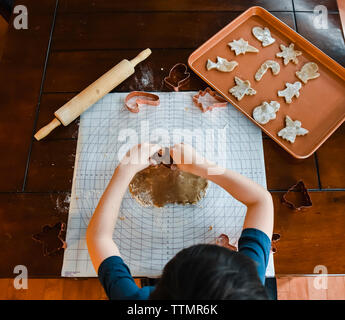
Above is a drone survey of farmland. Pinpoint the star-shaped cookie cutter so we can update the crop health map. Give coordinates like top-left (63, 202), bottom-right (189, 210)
top-left (164, 63), bottom-right (190, 91)
top-left (124, 91), bottom-right (160, 113)
top-left (193, 87), bottom-right (228, 112)
top-left (282, 180), bottom-right (312, 211)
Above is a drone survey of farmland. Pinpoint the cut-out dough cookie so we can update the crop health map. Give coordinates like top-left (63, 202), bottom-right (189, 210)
top-left (296, 62), bottom-right (320, 84)
top-left (252, 26), bottom-right (276, 47)
top-left (255, 60), bottom-right (280, 81)
top-left (278, 81), bottom-right (302, 104)
top-left (129, 164), bottom-right (208, 207)
top-left (253, 101), bottom-right (280, 124)
top-left (276, 43), bottom-right (302, 65)
top-left (228, 38), bottom-right (259, 56)
top-left (229, 76), bottom-right (257, 101)
top-left (206, 56), bottom-right (238, 72)
top-left (278, 115), bottom-right (309, 143)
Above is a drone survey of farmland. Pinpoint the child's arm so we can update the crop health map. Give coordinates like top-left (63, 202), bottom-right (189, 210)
top-left (86, 143), bottom-right (161, 273)
top-left (170, 143), bottom-right (273, 239)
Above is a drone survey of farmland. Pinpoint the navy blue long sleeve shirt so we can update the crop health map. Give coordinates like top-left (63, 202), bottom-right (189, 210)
top-left (98, 228), bottom-right (271, 300)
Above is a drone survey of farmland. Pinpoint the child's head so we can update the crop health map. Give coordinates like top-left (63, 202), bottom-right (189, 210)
top-left (150, 244), bottom-right (267, 300)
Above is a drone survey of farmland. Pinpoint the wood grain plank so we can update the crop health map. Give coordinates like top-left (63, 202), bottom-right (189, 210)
top-left (0, 279), bottom-right (11, 300)
top-left (37, 94), bottom-right (79, 140)
top-left (276, 276), bottom-right (291, 293)
top-left (25, 139), bottom-right (76, 192)
top-left (327, 276), bottom-right (345, 299)
top-left (0, 0), bottom-right (57, 191)
top-left (273, 191), bottom-right (345, 274)
top-left (51, 12), bottom-right (295, 51)
top-left (0, 15), bottom-right (8, 60)
top-left (263, 139), bottom-right (319, 190)
top-left (295, 12), bottom-right (345, 67)
top-left (44, 49), bottom-right (205, 93)
top-left (43, 278), bottom-right (64, 300)
top-left (277, 291), bottom-right (289, 300)
top-left (307, 277), bottom-right (328, 300)
top-left (338, 0), bottom-right (345, 37)
top-left (62, 278), bottom-right (106, 300)
top-left (287, 277), bottom-right (309, 300)
top-left (2, 276), bottom-right (345, 299)
top-left (317, 123), bottom-right (345, 189)
top-left (294, 0), bottom-right (338, 11)
top-left (0, 193), bottom-right (69, 277)
top-left (58, 0), bottom-right (294, 12)
top-left (278, 276), bottom-right (345, 300)
top-left (6, 279), bottom-right (46, 300)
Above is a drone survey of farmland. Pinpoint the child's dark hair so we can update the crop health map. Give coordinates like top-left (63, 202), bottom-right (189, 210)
top-left (150, 244), bottom-right (268, 300)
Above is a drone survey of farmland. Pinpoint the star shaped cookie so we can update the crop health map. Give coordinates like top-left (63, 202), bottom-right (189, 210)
top-left (278, 115), bottom-right (308, 143)
top-left (228, 38), bottom-right (259, 56)
top-left (276, 43), bottom-right (302, 65)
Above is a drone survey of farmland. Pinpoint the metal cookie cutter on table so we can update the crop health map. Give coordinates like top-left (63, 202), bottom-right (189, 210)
top-left (164, 63), bottom-right (190, 91)
top-left (193, 87), bottom-right (228, 112)
top-left (124, 91), bottom-right (160, 113)
top-left (32, 222), bottom-right (67, 256)
top-left (282, 180), bottom-right (312, 211)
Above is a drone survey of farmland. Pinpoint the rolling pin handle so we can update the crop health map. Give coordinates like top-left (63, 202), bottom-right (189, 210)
top-left (130, 48), bottom-right (152, 67)
top-left (34, 118), bottom-right (61, 141)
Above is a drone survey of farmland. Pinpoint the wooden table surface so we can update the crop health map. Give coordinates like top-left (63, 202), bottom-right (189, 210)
top-left (0, 0), bottom-right (344, 278)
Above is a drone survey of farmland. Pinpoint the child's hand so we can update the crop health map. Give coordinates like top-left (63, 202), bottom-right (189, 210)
top-left (120, 143), bottom-right (161, 176)
top-left (170, 143), bottom-right (209, 174)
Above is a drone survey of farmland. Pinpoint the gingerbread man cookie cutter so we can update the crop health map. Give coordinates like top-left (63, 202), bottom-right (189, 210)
top-left (32, 222), bottom-right (67, 256)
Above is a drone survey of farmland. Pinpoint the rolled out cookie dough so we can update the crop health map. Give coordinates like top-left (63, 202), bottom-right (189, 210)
top-left (129, 164), bottom-right (208, 207)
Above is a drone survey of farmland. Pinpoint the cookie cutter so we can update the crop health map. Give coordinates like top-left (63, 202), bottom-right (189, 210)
top-left (164, 63), bottom-right (190, 91)
top-left (193, 87), bottom-right (228, 112)
top-left (125, 91), bottom-right (160, 113)
top-left (151, 147), bottom-right (176, 170)
top-left (282, 180), bottom-right (312, 211)
top-left (215, 233), bottom-right (237, 252)
top-left (32, 222), bottom-right (67, 256)
top-left (271, 233), bottom-right (281, 253)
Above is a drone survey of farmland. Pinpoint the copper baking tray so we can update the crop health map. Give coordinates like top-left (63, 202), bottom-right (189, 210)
top-left (188, 6), bottom-right (345, 159)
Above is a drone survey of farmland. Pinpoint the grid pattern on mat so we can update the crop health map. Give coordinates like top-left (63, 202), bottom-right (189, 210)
top-left (61, 91), bottom-right (274, 277)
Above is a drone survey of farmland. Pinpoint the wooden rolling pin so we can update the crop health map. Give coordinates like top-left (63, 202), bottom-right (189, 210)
top-left (34, 48), bottom-right (152, 140)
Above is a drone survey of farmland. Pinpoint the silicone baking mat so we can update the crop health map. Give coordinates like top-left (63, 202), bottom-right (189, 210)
top-left (61, 91), bottom-right (274, 278)
top-left (188, 7), bottom-right (345, 159)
